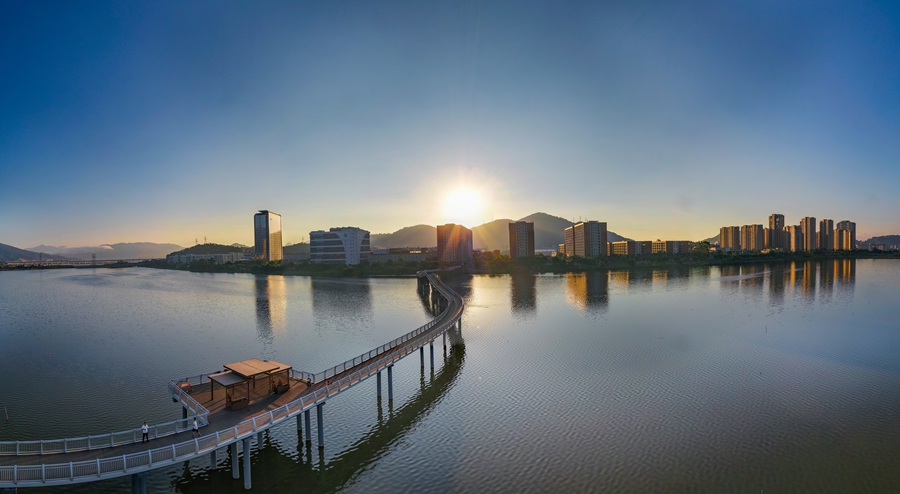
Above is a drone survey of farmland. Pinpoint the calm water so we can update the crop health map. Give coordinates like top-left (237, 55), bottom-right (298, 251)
top-left (1, 260), bottom-right (899, 493)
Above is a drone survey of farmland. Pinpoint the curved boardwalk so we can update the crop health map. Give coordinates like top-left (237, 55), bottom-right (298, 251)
top-left (0, 271), bottom-right (464, 490)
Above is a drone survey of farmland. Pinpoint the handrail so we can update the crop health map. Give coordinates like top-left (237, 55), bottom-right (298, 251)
top-left (0, 389), bottom-right (209, 457)
top-left (0, 272), bottom-right (463, 486)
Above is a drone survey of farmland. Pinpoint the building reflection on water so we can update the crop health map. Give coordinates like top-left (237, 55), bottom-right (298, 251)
top-left (565, 272), bottom-right (609, 315)
top-left (510, 272), bottom-right (537, 318)
top-left (255, 275), bottom-right (286, 344)
top-left (763, 259), bottom-right (856, 306)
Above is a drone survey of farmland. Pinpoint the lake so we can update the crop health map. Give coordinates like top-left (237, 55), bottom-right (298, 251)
top-left (1, 260), bottom-right (899, 492)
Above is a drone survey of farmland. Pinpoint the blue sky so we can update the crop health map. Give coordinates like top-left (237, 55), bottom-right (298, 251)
top-left (1, 1), bottom-right (898, 247)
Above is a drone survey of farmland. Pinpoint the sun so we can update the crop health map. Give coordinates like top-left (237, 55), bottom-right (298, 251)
top-left (442, 187), bottom-right (485, 227)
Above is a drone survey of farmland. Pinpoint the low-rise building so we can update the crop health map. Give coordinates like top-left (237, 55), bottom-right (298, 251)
top-left (369, 248), bottom-right (427, 264)
top-left (166, 252), bottom-right (247, 263)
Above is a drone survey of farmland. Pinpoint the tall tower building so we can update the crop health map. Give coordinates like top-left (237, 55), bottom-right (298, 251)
top-left (800, 217), bottom-right (817, 251)
top-left (769, 214), bottom-right (785, 249)
top-left (508, 221), bottom-right (535, 258)
top-left (741, 225), bottom-right (764, 252)
top-left (835, 220), bottom-right (856, 250)
top-left (564, 221), bottom-right (608, 258)
top-left (437, 224), bottom-right (475, 268)
top-left (786, 225), bottom-right (803, 252)
top-left (719, 226), bottom-right (741, 251)
top-left (254, 210), bottom-right (283, 261)
top-left (819, 219), bottom-right (834, 252)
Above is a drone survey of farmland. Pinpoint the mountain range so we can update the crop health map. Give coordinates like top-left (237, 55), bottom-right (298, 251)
top-left (0, 243), bottom-right (69, 262)
top-left (370, 212), bottom-right (630, 250)
top-left (26, 242), bottom-right (183, 260)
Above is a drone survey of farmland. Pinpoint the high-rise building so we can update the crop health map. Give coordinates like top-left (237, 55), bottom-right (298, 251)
top-left (437, 224), bottom-right (475, 267)
top-left (819, 219), bottom-right (834, 252)
top-left (768, 214), bottom-right (785, 249)
top-left (309, 227), bottom-right (370, 265)
top-left (786, 225), bottom-right (803, 252)
top-left (719, 226), bottom-right (741, 251)
top-left (254, 210), bottom-right (283, 261)
top-left (508, 221), bottom-right (535, 258)
top-left (835, 220), bottom-right (856, 250)
top-left (800, 217), bottom-right (817, 251)
top-left (564, 221), bottom-right (608, 258)
top-left (558, 243), bottom-right (566, 256)
top-left (741, 225), bottom-right (764, 252)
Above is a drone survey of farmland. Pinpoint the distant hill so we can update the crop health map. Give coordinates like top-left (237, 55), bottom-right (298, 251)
top-left (370, 213), bottom-right (630, 251)
top-left (473, 212), bottom-right (630, 250)
top-left (703, 234), bottom-right (720, 244)
top-left (0, 243), bottom-right (68, 262)
top-left (30, 242), bottom-right (184, 260)
top-left (168, 243), bottom-right (250, 256)
top-left (860, 235), bottom-right (900, 247)
top-left (283, 242), bottom-right (310, 254)
top-left (370, 225), bottom-right (436, 249)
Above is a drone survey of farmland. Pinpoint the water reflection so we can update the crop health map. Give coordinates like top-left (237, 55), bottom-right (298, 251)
top-left (310, 279), bottom-right (373, 335)
top-left (565, 273), bottom-right (609, 315)
top-left (510, 272), bottom-right (536, 318)
top-left (750, 259), bottom-right (857, 307)
top-left (255, 275), bottom-right (287, 344)
top-left (171, 343), bottom-right (466, 494)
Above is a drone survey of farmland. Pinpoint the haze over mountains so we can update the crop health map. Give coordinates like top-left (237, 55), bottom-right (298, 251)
top-left (26, 242), bottom-right (183, 260)
top-left (371, 212), bottom-right (630, 250)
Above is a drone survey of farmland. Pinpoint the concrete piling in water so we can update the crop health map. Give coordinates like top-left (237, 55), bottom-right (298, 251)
top-left (377, 371), bottom-right (382, 397)
top-left (231, 442), bottom-right (239, 479)
top-left (387, 365), bottom-right (394, 400)
top-left (304, 409), bottom-right (312, 444)
top-left (316, 403), bottom-right (325, 449)
top-left (242, 437), bottom-right (251, 490)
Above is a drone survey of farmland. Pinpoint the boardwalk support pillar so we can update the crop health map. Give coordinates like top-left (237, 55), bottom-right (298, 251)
top-left (377, 371), bottom-right (382, 397)
top-left (242, 437), bottom-right (251, 490)
top-left (304, 409), bottom-right (312, 444)
top-left (387, 365), bottom-right (394, 400)
top-left (430, 342), bottom-right (434, 368)
top-left (296, 414), bottom-right (302, 431)
top-left (231, 442), bottom-right (239, 479)
top-left (182, 407), bottom-right (187, 419)
top-left (316, 403), bottom-right (325, 448)
top-left (131, 472), bottom-right (148, 494)
top-left (420, 347), bottom-right (424, 368)
top-left (257, 431), bottom-right (263, 446)
top-left (210, 448), bottom-right (217, 470)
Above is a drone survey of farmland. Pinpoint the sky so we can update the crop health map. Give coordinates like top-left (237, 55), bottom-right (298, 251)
top-left (2, 1), bottom-right (899, 248)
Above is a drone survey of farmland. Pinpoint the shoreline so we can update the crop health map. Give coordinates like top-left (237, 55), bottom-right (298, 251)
top-left (3, 251), bottom-right (896, 276)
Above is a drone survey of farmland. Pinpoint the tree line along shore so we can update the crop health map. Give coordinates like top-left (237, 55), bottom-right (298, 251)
top-left (130, 248), bottom-right (898, 277)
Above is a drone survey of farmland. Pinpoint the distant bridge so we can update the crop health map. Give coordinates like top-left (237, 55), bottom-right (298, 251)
top-left (0, 271), bottom-right (464, 492)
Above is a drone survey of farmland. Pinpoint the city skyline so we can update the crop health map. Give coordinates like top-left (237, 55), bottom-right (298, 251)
top-left (2, 2), bottom-right (900, 248)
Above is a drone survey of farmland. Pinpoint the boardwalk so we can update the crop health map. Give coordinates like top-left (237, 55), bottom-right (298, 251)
top-left (0, 271), bottom-right (464, 491)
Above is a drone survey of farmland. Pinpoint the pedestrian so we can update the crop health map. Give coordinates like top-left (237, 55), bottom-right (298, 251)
top-left (141, 422), bottom-right (149, 443)
top-left (192, 417), bottom-right (199, 437)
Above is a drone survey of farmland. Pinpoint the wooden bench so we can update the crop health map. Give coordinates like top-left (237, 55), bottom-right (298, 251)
top-left (227, 397), bottom-right (249, 411)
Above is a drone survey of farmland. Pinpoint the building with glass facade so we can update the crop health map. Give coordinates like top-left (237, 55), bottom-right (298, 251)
top-left (254, 210), bottom-right (283, 261)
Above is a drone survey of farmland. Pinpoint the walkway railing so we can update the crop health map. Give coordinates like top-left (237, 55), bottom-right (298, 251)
top-left (0, 272), bottom-right (463, 487)
top-left (0, 389), bottom-right (209, 457)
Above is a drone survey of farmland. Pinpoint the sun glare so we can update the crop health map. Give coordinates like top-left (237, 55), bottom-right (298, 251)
top-left (442, 188), bottom-right (485, 227)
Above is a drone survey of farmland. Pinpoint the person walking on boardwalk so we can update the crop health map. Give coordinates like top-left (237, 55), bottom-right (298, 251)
top-left (192, 417), bottom-right (199, 437)
top-left (141, 422), bottom-right (149, 443)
